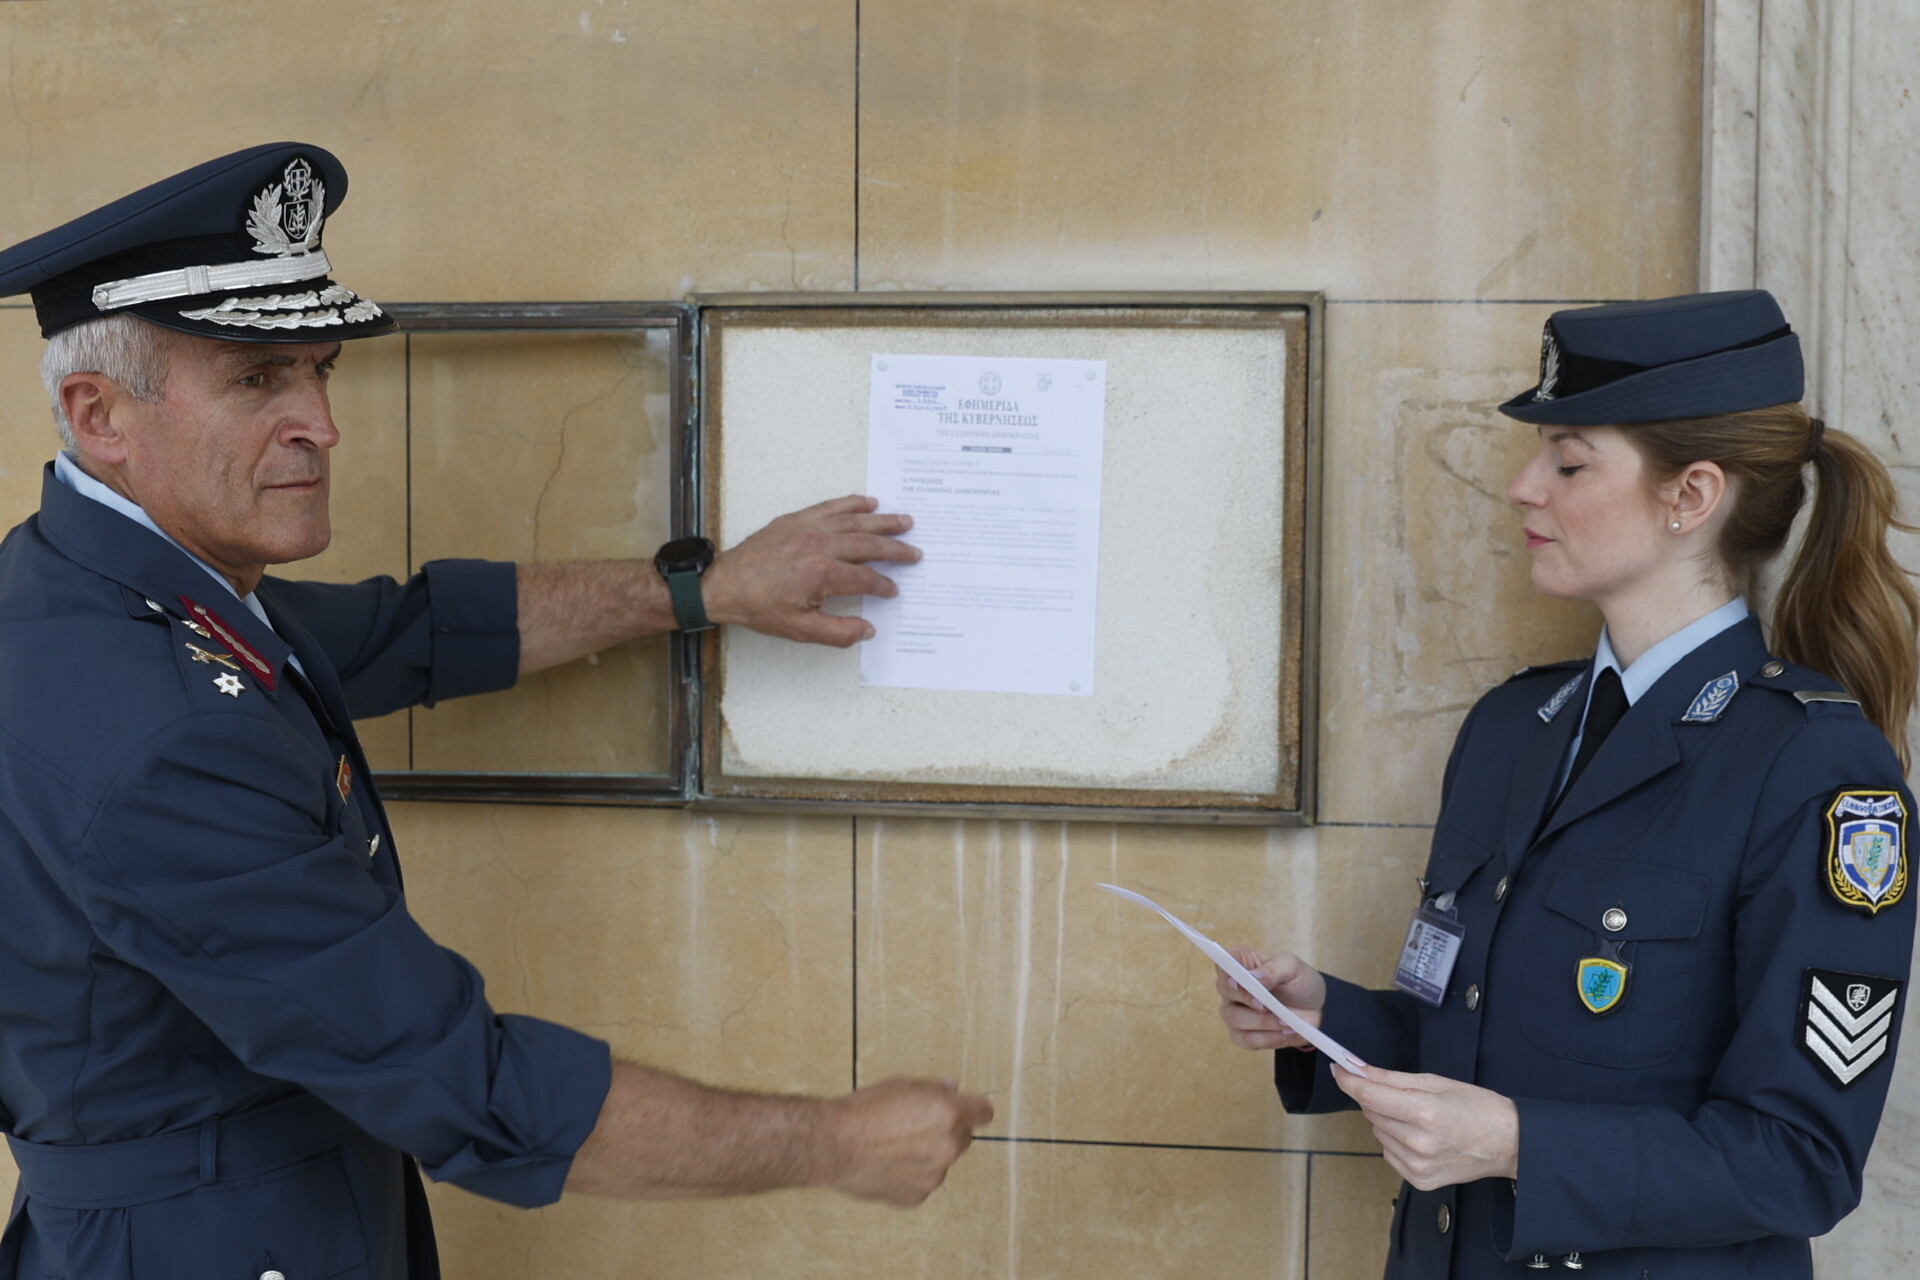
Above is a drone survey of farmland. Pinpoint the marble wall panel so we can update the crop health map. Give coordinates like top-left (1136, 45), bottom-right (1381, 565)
top-left (856, 817), bottom-right (1429, 1155)
top-left (426, 1138), bottom-right (1308, 1280)
top-left (857, 0), bottom-right (1701, 299)
top-left (1307, 1154), bottom-right (1402, 1280)
top-left (0, 308), bottom-right (50, 528)
top-left (391, 802), bottom-right (854, 1092)
top-left (1708, 3), bottom-right (1920, 1268)
top-left (1317, 301), bottom-right (1599, 827)
top-left (0, 1), bottom-right (856, 298)
top-left (405, 330), bottom-right (676, 776)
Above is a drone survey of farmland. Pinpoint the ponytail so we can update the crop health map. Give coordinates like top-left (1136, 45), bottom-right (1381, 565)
top-left (1774, 427), bottom-right (1920, 769)
top-left (1622, 406), bottom-right (1920, 770)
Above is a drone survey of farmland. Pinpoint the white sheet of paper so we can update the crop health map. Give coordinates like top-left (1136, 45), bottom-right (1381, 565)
top-left (1096, 882), bottom-right (1367, 1070)
top-left (862, 353), bottom-right (1106, 696)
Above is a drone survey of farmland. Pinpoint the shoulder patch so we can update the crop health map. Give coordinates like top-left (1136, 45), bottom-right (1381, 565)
top-left (1800, 969), bottom-right (1901, 1089)
top-left (1824, 790), bottom-right (1908, 915)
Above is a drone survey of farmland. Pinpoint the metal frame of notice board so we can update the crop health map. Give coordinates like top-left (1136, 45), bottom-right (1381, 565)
top-left (371, 292), bottom-right (1323, 825)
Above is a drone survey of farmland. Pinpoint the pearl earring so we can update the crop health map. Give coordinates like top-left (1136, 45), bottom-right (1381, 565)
top-left (1670, 521), bottom-right (1683, 530)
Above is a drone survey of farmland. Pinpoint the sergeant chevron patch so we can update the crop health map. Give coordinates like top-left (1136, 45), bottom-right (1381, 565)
top-left (1799, 969), bottom-right (1901, 1090)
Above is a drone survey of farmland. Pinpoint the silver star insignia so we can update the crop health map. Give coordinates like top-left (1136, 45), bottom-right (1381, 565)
top-left (214, 673), bottom-right (246, 697)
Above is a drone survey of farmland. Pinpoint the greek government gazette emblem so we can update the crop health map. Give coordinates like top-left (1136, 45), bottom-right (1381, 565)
top-left (1823, 790), bottom-right (1907, 915)
top-left (1799, 968), bottom-right (1901, 1089)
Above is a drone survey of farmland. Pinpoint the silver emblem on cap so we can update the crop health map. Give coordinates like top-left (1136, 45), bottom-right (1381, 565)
top-left (1534, 327), bottom-right (1562, 402)
top-left (247, 158), bottom-right (326, 260)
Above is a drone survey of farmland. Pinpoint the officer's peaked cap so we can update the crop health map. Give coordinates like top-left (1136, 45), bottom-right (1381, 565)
top-left (1499, 290), bottom-right (1802, 425)
top-left (0, 142), bottom-right (395, 342)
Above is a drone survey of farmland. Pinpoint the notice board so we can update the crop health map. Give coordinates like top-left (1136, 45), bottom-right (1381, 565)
top-left (697, 294), bottom-right (1319, 822)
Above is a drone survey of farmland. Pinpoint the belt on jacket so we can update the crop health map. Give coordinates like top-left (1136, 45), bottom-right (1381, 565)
top-left (4, 1092), bottom-right (363, 1210)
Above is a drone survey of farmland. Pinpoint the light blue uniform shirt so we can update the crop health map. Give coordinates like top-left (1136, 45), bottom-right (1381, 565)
top-left (1558, 595), bottom-right (1751, 794)
top-left (54, 452), bottom-right (306, 676)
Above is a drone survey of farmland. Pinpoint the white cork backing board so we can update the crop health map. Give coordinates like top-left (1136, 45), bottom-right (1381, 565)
top-left (707, 311), bottom-right (1294, 797)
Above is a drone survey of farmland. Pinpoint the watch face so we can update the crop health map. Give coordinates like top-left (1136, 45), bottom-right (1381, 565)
top-left (654, 536), bottom-right (715, 574)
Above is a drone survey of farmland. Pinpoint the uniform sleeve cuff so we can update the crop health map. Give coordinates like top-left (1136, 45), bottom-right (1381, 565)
top-left (418, 559), bottom-right (520, 706)
top-left (419, 1018), bottom-right (613, 1209)
top-left (1274, 974), bottom-right (1411, 1113)
top-left (1504, 1097), bottom-right (1635, 1259)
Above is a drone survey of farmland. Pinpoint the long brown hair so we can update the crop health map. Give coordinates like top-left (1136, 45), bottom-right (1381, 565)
top-left (1623, 405), bottom-right (1920, 769)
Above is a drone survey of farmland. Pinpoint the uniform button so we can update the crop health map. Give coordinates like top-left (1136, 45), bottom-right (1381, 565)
top-left (1761, 660), bottom-right (1785, 678)
top-left (1494, 876), bottom-right (1510, 903)
top-left (261, 1271), bottom-right (287, 1280)
top-left (1601, 907), bottom-right (1627, 932)
top-left (1436, 1204), bottom-right (1452, 1233)
top-left (1465, 984), bottom-right (1481, 1011)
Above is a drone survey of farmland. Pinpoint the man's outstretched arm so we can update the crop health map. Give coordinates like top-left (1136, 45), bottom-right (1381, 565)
top-left (514, 495), bottom-right (920, 674)
top-left (564, 1062), bottom-right (992, 1205)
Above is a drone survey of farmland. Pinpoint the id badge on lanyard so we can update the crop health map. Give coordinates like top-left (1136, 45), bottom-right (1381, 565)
top-left (1393, 892), bottom-right (1465, 1008)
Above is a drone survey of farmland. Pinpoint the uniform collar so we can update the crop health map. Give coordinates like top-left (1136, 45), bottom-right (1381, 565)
top-left (54, 451), bottom-right (249, 608)
top-left (1511, 614), bottom-right (1774, 860)
top-left (36, 463), bottom-right (300, 697)
top-left (1594, 596), bottom-right (1750, 707)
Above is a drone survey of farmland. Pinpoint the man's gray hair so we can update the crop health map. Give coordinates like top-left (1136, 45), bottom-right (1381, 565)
top-left (40, 315), bottom-right (172, 450)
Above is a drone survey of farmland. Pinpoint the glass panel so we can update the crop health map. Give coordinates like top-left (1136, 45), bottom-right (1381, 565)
top-left (294, 331), bottom-right (411, 770)
top-left (405, 328), bottom-right (677, 778)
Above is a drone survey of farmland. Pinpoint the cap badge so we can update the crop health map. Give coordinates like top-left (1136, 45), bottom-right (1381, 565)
top-left (1534, 327), bottom-right (1562, 403)
top-left (247, 157), bottom-right (325, 260)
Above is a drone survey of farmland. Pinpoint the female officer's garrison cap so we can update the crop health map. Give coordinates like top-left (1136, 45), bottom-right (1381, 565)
top-left (1499, 290), bottom-right (1802, 425)
top-left (0, 142), bottom-right (395, 342)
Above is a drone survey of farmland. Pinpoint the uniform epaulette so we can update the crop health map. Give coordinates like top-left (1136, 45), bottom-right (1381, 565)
top-left (1745, 658), bottom-right (1862, 716)
top-left (1504, 658), bottom-right (1587, 685)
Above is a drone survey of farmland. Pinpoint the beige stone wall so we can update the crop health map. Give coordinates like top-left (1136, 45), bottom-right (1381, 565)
top-left (0, 3), bottom-right (1700, 1277)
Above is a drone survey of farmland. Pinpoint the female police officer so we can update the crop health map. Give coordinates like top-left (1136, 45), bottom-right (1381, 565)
top-left (1218, 290), bottom-right (1919, 1277)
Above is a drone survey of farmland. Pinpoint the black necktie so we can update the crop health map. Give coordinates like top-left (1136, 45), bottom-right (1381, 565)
top-left (1561, 666), bottom-right (1628, 799)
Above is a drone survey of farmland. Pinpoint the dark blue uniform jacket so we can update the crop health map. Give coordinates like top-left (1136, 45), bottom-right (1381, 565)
top-left (1279, 617), bottom-right (1916, 1278)
top-left (0, 468), bottom-right (613, 1279)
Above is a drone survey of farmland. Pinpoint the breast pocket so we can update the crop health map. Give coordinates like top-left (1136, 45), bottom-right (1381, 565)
top-left (1517, 855), bottom-right (1711, 1068)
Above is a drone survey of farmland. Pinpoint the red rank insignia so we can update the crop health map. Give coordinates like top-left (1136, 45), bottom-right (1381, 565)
top-left (179, 596), bottom-right (277, 691)
top-left (336, 754), bottom-right (353, 803)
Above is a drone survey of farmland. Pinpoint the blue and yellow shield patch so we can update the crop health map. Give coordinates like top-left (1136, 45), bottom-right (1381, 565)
top-left (1577, 957), bottom-right (1629, 1014)
top-left (1825, 790), bottom-right (1908, 916)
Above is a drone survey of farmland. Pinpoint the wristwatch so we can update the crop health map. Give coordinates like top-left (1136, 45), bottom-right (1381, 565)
top-left (653, 536), bottom-right (716, 632)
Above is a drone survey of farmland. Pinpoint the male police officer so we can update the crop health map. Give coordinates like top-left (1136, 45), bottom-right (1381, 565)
top-left (0, 143), bottom-right (991, 1280)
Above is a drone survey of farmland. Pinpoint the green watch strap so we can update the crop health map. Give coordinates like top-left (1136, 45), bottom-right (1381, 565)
top-left (665, 568), bottom-right (712, 632)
